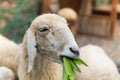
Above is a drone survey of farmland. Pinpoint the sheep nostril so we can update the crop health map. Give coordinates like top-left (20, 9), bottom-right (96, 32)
top-left (69, 47), bottom-right (79, 56)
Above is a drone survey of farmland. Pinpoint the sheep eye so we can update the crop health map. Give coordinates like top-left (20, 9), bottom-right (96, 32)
top-left (39, 27), bottom-right (49, 32)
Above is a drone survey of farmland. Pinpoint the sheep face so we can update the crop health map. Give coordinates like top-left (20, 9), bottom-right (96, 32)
top-left (26, 14), bottom-right (80, 72)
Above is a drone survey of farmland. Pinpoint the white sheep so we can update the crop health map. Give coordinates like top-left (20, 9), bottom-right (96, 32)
top-left (17, 13), bottom-right (80, 80)
top-left (75, 44), bottom-right (120, 80)
top-left (0, 66), bottom-right (15, 80)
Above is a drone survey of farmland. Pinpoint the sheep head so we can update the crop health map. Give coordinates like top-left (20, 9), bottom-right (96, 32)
top-left (26, 14), bottom-right (80, 72)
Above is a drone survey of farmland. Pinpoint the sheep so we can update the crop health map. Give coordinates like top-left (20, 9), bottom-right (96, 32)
top-left (75, 44), bottom-right (120, 80)
top-left (0, 14), bottom-right (79, 80)
top-left (0, 66), bottom-right (15, 80)
top-left (17, 13), bottom-right (80, 80)
top-left (58, 8), bottom-right (78, 35)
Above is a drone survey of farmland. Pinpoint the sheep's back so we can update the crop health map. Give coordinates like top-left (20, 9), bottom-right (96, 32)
top-left (75, 44), bottom-right (119, 80)
top-left (0, 35), bottom-right (20, 79)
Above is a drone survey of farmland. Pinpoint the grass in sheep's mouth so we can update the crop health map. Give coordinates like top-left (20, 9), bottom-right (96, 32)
top-left (61, 56), bottom-right (88, 80)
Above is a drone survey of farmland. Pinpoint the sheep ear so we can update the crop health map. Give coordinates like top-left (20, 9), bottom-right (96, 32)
top-left (27, 29), bottom-right (37, 73)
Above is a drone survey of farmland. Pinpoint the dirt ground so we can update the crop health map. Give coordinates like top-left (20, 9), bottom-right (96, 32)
top-left (76, 19), bottom-right (120, 72)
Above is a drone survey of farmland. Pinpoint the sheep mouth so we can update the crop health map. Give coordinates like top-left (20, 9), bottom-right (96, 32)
top-left (60, 55), bottom-right (73, 63)
top-left (60, 54), bottom-right (79, 61)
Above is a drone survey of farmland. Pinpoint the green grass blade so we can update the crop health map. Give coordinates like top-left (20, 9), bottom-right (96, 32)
top-left (62, 56), bottom-right (88, 80)
top-left (74, 58), bottom-right (88, 67)
top-left (63, 57), bottom-right (75, 80)
top-left (63, 65), bottom-right (68, 80)
top-left (70, 60), bottom-right (81, 72)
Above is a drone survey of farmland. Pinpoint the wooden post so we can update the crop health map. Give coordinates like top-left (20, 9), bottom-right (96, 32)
top-left (41, 0), bottom-right (51, 13)
top-left (79, 0), bottom-right (92, 14)
top-left (109, 0), bottom-right (118, 39)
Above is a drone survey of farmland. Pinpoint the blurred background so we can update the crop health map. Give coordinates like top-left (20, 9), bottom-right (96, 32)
top-left (0, 0), bottom-right (42, 43)
top-left (0, 0), bottom-right (120, 71)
